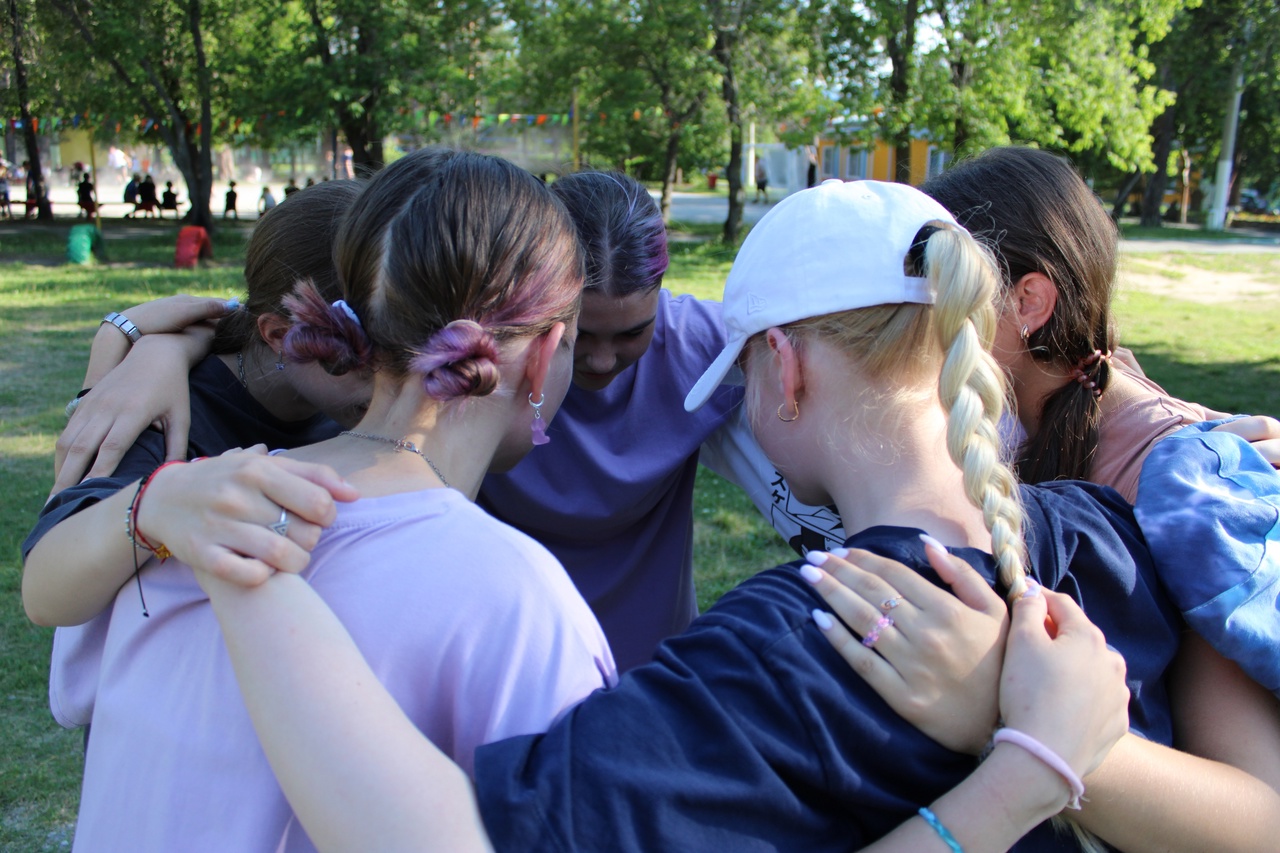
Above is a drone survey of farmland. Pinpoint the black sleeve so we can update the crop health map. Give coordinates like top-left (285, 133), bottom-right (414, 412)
top-left (21, 429), bottom-right (166, 561)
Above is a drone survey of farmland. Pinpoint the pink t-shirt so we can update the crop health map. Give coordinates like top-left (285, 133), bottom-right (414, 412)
top-left (1091, 368), bottom-right (1229, 502)
top-left (62, 488), bottom-right (614, 852)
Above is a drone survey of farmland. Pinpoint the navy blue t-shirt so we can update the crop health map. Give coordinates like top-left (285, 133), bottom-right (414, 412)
top-left (23, 355), bottom-right (340, 559)
top-left (474, 481), bottom-right (1180, 852)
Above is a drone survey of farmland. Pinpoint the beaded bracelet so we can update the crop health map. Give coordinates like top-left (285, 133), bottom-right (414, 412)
top-left (918, 806), bottom-right (964, 853)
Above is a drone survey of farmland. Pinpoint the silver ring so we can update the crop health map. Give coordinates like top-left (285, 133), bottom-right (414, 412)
top-left (880, 597), bottom-right (902, 613)
top-left (269, 507), bottom-right (289, 536)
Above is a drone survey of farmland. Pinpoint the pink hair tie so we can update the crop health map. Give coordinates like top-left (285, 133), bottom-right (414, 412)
top-left (1070, 349), bottom-right (1112, 400)
top-left (991, 727), bottom-right (1086, 809)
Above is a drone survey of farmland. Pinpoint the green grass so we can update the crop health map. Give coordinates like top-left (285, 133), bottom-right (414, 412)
top-left (0, 219), bottom-right (1277, 849)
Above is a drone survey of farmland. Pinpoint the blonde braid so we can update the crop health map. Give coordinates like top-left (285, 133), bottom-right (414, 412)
top-left (927, 227), bottom-right (1029, 600)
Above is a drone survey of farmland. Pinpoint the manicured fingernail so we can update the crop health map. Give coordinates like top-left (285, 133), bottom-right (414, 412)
top-left (805, 551), bottom-right (829, 566)
top-left (1020, 578), bottom-right (1041, 599)
top-left (812, 609), bottom-right (835, 631)
top-left (224, 298), bottom-right (241, 310)
top-left (829, 547), bottom-right (849, 558)
top-left (919, 533), bottom-right (947, 555)
top-left (799, 564), bottom-right (824, 584)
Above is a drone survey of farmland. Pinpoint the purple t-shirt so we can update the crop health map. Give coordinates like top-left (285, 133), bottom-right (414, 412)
top-left (480, 291), bottom-right (741, 671)
top-left (65, 488), bottom-right (614, 852)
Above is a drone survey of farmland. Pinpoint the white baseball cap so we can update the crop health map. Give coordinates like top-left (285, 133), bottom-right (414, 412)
top-left (684, 179), bottom-right (959, 412)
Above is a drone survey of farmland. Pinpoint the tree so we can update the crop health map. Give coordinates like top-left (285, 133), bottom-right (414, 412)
top-left (293, 0), bottom-right (502, 173)
top-left (45, 0), bottom-right (223, 228)
top-left (4, 0), bottom-right (52, 219)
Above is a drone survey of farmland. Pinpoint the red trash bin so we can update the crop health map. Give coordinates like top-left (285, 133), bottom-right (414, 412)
top-left (707, 173), bottom-right (718, 189)
top-left (175, 225), bottom-right (213, 268)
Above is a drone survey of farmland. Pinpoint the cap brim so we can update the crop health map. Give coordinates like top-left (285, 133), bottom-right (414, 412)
top-left (684, 337), bottom-right (746, 412)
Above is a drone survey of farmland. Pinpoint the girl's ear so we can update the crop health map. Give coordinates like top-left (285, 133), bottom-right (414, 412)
top-left (765, 327), bottom-right (804, 406)
top-left (1011, 272), bottom-right (1058, 335)
top-left (256, 313), bottom-right (291, 353)
top-left (524, 322), bottom-right (567, 401)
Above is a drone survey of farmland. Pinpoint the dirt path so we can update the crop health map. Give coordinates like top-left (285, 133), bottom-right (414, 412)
top-left (1117, 240), bottom-right (1280, 305)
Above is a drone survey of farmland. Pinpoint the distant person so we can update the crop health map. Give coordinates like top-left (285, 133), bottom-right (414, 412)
top-left (258, 186), bottom-right (277, 215)
top-left (135, 175), bottom-right (158, 219)
top-left (754, 157), bottom-right (769, 204)
top-left (160, 182), bottom-right (180, 218)
top-left (0, 163), bottom-right (12, 219)
top-left (283, 177), bottom-right (300, 197)
top-left (122, 173), bottom-right (141, 217)
top-left (342, 146), bottom-right (354, 179)
top-left (77, 172), bottom-right (97, 217)
top-left (304, 177), bottom-right (316, 188)
top-left (174, 225), bottom-right (213, 268)
top-left (66, 224), bottom-right (104, 265)
top-left (806, 146), bottom-right (818, 188)
top-left (224, 181), bottom-right (239, 219)
top-left (22, 160), bottom-right (42, 218)
top-left (107, 146), bottom-right (129, 183)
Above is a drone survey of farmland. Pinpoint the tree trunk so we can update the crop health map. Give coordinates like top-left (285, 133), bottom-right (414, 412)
top-left (885, 0), bottom-right (920, 184)
top-left (187, 0), bottom-right (214, 229)
top-left (1111, 170), bottom-right (1142, 222)
top-left (714, 27), bottom-right (744, 243)
top-left (659, 130), bottom-right (681, 223)
top-left (8, 0), bottom-right (53, 219)
top-left (1141, 103), bottom-right (1176, 228)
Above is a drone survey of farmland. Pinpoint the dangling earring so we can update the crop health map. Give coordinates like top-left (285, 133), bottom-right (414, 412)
top-left (529, 393), bottom-right (550, 446)
top-left (1020, 324), bottom-right (1030, 342)
top-left (275, 350), bottom-right (285, 370)
top-left (777, 401), bottom-right (800, 423)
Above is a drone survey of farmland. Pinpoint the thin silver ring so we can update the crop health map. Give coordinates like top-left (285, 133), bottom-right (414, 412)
top-left (269, 507), bottom-right (289, 537)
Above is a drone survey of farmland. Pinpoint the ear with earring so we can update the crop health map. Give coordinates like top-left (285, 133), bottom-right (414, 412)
top-left (777, 400), bottom-right (800, 422)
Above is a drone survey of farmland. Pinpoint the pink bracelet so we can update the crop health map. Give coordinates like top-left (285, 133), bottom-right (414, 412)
top-left (992, 728), bottom-right (1085, 810)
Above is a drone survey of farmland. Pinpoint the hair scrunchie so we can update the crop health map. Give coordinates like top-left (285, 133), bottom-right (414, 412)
top-left (281, 282), bottom-right (373, 375)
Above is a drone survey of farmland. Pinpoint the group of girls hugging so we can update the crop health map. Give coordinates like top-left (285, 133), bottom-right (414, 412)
top-left (21, 145), bottom-right (1280, 852)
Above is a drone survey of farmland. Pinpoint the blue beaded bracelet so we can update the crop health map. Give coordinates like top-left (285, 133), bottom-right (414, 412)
top-left (918, 806), bottom-right (964, 853)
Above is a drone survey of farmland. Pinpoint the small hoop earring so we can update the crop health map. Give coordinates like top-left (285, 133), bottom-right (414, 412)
top-left (777, 401), bottom-right (800, 423)
top-left (1019, 324), bottom-right (1030, 342)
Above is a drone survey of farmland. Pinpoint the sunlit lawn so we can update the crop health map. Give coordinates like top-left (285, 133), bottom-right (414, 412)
top-left (1, 217), bottom-right (1277, 849)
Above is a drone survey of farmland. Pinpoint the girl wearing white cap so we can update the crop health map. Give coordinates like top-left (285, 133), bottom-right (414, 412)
top-left (182, 180), bottom-right (1207, 852)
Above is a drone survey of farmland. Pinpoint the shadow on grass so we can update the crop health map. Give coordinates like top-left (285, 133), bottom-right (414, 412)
top-left (1122, 349), bottom-right (1280, 417)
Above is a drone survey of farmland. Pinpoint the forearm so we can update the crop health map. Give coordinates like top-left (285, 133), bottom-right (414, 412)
top-left (204, 572), bottom-right (493, 853)
top-left (863, 745), bottom-right (1069, 853)
top-left (1078, 732), bottom-right (1280, 852)
top-left (23, 485), bottom-right (145, 625)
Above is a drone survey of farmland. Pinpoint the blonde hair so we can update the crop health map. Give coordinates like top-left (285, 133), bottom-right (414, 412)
top-left (766, 222), bottom-right (1030, 601)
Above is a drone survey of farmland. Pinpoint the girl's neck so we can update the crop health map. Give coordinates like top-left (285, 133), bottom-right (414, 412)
top-left (290, 376), bottom-right (505, 502)
top-left (818, 397), bottom-right (992, 552)
top-left (218, 347), bottom-right (318, 423)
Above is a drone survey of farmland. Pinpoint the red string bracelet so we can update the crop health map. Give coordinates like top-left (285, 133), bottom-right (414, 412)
top-left (126, 460), bottom-right (187, 560)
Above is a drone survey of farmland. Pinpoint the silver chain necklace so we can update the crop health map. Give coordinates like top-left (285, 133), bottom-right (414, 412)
top-left (340, 430), bottom-right (451, 488)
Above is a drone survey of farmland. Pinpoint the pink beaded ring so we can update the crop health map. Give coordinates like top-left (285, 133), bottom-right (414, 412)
top-left (862, 615), bottom-right (894, 648)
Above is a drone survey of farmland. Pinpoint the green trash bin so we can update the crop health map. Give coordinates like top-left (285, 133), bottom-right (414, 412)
top-left (67, 224), bottom-right (104, 265)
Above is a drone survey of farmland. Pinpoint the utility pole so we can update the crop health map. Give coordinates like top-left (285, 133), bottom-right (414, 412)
top-left (1207, 23), bottom-right (1250, 231)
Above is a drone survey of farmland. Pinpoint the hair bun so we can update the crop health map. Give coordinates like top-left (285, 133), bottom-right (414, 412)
top-left (410, 319), bottom-right (501, 400)
top-left (281, 282), bottom-right (373, 375)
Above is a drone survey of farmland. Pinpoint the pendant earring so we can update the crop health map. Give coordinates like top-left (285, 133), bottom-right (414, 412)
top-left (275, 351), bottom-right (285, 370)
top-left (529, 393), bottom-right (550, 446)
top-left (777, 401), bottom-right (800, 423)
